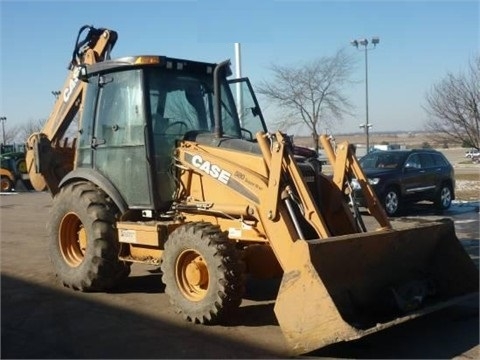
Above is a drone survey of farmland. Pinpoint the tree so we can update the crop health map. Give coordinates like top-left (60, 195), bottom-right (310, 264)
top-left (256, 49), bottom-right (355, 151)
top-left (3, 124), bottom-right (21, 144)
top-left (12, 113), bottom-right (79, 149)
top-left (424, 56), bottom-right (480, 149)
top-left (18, 118), bottom-right (47, 143)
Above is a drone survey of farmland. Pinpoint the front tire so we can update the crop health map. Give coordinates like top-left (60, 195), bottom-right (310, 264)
top-left (435, 184), bottom-right (452, 210)
top-left (1, 176), bottom-right (14, 192)
top-left (16, 158), bottom-right (27, 174)
top-left (161, 222), bottom-right (245, 324)
top-left (48, 181), bottom-right (130, 291)
top-left (383, 187), bottom-right (401, 217)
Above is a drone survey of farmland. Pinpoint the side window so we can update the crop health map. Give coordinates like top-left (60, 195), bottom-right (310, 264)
top-left (405, 154), bottom-right (422, 169)
top-left (419, 153), bottom-right (435, 168)
top-left (77, 77), bottom-right (99, 167)
top-left (228, 78), bottom-right (267, 139)
top-left (220, 81), bottom-right (242, 138)
top-left (433, 153), bottom-right (448, 166)
top-left (96, 70), bottom-right (144, 146)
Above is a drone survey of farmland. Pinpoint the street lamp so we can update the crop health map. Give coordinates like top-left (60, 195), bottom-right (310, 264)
top-left (0, 116), bottom-right (6, 145)
top-left (351, 37), bottom-right (380, 153)
top-left (52, 90), bottom-right (61, 100)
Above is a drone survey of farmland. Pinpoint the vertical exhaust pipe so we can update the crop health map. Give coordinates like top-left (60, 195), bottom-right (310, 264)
top-left (213, 59), bottom-right (230, 138)
top-left (234, 43), bottom-right (244, 127)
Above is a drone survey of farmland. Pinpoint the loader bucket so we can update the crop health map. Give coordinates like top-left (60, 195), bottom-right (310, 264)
top-left (274, 218), bottom-right (479, 355)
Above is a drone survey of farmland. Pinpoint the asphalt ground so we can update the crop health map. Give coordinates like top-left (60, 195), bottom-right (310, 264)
top-left (1, 190), bottom-right (479, 359)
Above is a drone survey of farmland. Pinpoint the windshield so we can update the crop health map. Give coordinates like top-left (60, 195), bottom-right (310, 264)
top-left (145, 68), bottom-right (241, 138)
top-left (359, 151), bottom-right (407, 170)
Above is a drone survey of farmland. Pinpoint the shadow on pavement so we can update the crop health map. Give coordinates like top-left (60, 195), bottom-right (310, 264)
top-left (108, 272), bottom-right (165, 294)
top-left (1, 274), bottom-right (283, 359)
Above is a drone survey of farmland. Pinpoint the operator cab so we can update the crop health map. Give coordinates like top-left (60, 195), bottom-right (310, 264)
top-left (76, 56), bottom-right (265, 214)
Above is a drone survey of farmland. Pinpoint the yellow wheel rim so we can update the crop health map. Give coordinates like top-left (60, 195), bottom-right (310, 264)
top-left (1, 178), bottom-right (11, 191)
top-left (175, 249), bottom-right (209, 301)
top-left (18, 160), bottom-right (27, 173)
top-left (59, 212), bottom-right (86, 267)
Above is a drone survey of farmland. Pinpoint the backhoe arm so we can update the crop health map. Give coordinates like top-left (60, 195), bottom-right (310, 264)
top-left (26, 25), bottom-right (117, 194)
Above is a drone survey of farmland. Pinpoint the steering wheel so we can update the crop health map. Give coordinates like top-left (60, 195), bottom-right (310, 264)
top-left (163, 121), bottom-right (189, 135)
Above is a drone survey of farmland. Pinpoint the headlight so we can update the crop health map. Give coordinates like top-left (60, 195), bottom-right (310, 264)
top-left (368, 177), bottom-right (380, 185)
top-left (351, 178), bottom-right (360, 190)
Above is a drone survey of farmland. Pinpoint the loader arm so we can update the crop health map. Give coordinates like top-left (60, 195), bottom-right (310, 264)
top-left (25, 25), bottom-right (117, 194)
top-left (258, 131), bottom-right (384, 239)
top-left (257, 131), bottom-right (351, 239)
top-left (320, 134), bottom-right (391, 229)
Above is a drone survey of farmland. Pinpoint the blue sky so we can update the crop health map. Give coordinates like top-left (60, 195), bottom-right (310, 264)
top-left (0, 0), bottom-right (478, 136)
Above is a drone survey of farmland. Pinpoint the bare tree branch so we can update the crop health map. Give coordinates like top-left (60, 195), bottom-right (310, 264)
top-left (424, 56), bottom-right (480, 149)
top-left (256, 49), bottom-right (355, 151)
top-left (3, 125), bottom-right (21, 144)
top-left (18, 118), bottom-right (47, 143)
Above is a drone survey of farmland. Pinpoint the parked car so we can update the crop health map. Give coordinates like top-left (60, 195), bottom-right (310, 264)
top-left (351, 149), bottom-right (455, 216)
top-left (465, 148), bottom-right (480, 158)
top-left (471, 153), bottom-right (480, 164)
top-left (290, 145), bottom-right (326, 171)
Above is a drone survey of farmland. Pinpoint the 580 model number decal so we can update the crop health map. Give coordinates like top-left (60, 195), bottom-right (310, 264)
top-left (191, 155), bottom-right (231, 185)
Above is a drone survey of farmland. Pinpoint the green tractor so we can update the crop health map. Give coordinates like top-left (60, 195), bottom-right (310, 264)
top-left (0, 152), bottom-right (32, 192)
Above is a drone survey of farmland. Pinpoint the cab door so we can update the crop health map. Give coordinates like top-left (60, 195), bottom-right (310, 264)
top-left (92, 70), bottom-right (153, 208)
top-left (228, 78), bottom-right (268, 140)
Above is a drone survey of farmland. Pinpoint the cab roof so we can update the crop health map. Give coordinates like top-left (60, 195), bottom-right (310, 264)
top-left (84, 55), bottom-right (225, 77)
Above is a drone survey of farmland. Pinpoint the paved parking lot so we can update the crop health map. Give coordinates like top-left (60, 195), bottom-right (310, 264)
top-left (1, 190), bottom-right (478, 359)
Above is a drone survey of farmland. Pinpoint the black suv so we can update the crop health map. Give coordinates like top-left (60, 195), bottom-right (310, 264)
top-left (351, 149), bottom-right (455, 216)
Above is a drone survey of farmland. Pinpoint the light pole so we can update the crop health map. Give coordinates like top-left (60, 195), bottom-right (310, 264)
top-left (0, 116), bottom-right (6, 145)
top-left (52, 90), bottom-right (61, 100)
top-left (351, 37), bottom-right (380, 153)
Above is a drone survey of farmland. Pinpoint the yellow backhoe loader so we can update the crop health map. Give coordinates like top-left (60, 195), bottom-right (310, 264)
top-left (26, 25), bottom-right (478, 355)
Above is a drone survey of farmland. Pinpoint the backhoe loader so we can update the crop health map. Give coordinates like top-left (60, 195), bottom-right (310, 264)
top-left (26, 25), bottom-right (478, 355)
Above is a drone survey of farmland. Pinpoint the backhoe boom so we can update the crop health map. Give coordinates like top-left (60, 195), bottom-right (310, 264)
top-left (25, 26), bottom-right (117, 193)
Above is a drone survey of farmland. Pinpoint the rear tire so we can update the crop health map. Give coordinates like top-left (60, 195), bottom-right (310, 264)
top-left (1, 176), bottom-right (13, 192)
top-left (383, 187), bottom-right (401, 217)
top-left (435, 184), bottom-right (452, 210)
top-left (161, 222), bottom-right (245, 324)
top-left (48, 181), bottom-right (130, 291)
